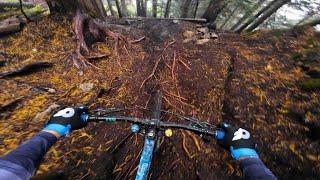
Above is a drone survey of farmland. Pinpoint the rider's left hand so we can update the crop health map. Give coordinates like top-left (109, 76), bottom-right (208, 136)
top-left (43, 106), bottom-right (89, 137)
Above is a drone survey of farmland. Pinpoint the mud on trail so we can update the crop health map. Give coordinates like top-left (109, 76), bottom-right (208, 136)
top-left (0, 14), bottom-right (319, 179)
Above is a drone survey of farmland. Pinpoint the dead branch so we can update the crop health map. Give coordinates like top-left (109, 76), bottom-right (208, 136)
top-left (178, 59), bottom-right (191, 70)
top-left (0, 96), bottom-right (24, 114)
top-left (182, 132), bottom-right (192, 159)
top-left (0, 62), bottom-right (52, 78)
top-left (32, 103), bottom-right (60, 122)
top-left (125, 148), bottom-right (143, 179)
top-left (163, 89), bottom-right (187, 101)
top-left (163, 96), bottom-right (185, 113)
top-left (139, 40), bottom-right (176, 89)
top-left (186, 131), bottom-right (201, 151)
top-left (130, 36), bottom-right (146, 44)
top-left (139, 56), bottom-right (162, 89)
top-left (171, 51), bottom-right (177, 81)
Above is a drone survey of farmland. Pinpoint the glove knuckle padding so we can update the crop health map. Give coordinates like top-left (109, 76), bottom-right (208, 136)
top-left (219, 126), bottom-right (256, 150)
top-left (49, 107), bottom-right (86, 130)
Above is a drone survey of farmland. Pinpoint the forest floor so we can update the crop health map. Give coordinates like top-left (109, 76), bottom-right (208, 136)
top-left (0, 14), bottom-right (319, 179)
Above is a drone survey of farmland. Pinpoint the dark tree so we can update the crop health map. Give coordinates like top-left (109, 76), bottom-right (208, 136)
top-left (219, 5), bottom-right (240, 29)
top-left (164, 0), bottom-right (171, 18)
top-left (245, 0), bottom-right (291, 32)
top-left (152, 0), bottom-right (157, 17)
top-left (120, 0), bottom-right (128, 17)
top-left (136, 0), bottom-right (147, 17)
top-left (180, 0), bottom-right (192, 18)
top-left (202, 0), bottom-right (227, 23)
top-left (115, 0), bottom-right (122, 18)
top-left (192, 0), bottom-right (199, 18)
top-left (235, 0), bottom-right (278, 33)
top-left (106, 0), bottom-right (115, 16)
top-left (230, 0), bottom-right (265, 31)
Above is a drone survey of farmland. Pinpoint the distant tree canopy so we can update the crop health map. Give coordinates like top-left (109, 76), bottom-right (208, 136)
top-left (44, 0), bottom-right (320, 32)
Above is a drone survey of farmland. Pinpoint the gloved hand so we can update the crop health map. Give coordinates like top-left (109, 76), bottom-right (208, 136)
top-left (43, 106), bottom-right (89, 137)
top-left (217, 123), bottom-right (259, 160)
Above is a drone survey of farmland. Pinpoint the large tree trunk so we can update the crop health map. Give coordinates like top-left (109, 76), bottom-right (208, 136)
top-left (202, 0), bottom-right (227, 23)
top-left (192, 0), bottom-right (199, 18)
top-left (106, 0), bottom-right (115, 16)
top-left (136, 0), bottom-right (147, 17)
top-left (120, 0), bottom-right (128, 17)
top-left (136, 0), bottom-right (142, 16)
top-left (180, 0), bottom-right (192, 18)
top-left (152, 0), bottom-right (157, 17)
top-left (245, 0), bottom-right (290, 32)
top-left (230, 0), bottom-right (265, 31)
top-left (164, 0), bottom-right (171, 18)
top-left (115, 0), bottom-right (122, 18)
top-left (142, 0), bottom-right (147, 17)
top-left (46, 0), bottom-right (106, 19)
top-left (235, 0), bottom-right (278, 33)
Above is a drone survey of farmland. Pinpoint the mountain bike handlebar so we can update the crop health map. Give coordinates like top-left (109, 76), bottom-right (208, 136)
top-left (82, 115), bottom-right (225, 140)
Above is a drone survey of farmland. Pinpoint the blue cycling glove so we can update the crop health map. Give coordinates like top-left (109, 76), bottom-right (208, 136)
top-left (217, 123), bottom-right (259, 160)
top-left (43, 106), bottom-right (89, 137)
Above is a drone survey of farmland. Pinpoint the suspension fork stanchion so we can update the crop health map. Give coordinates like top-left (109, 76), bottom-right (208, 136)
top-left (135, 133), bottom-right (156, 180)
top-left (135, 91), bottom-right (163, 180)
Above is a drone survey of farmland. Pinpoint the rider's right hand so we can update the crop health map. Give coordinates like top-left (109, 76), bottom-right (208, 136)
top-left (217, 123), bottom-right (259, 160)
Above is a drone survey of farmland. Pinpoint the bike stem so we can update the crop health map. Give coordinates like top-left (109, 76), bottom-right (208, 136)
top-left (135, 90), bottom-right (163, 180)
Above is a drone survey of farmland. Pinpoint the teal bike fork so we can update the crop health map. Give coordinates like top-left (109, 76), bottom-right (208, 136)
top-left (135, 137), bottom-right (156, 180)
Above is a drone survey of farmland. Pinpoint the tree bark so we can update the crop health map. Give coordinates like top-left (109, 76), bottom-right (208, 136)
top-left (136, 0), bottom-right (142, 16)
top-left (164, 0), bottom-right (171, 18)
top-left (235, 0), bottom-right (278, 33)
top-left (143, 0), bottom-right (147, 17)
top-left (245, 0), bottom-right (290, 32)
top-left (106, 0), bottom-right (115, 16)
top-left (180, 0), bottom-right (192, 18)
top-left (152, 0), bottom-right (157, 17)
top-left (202, 0), bottom-right (227, 23)
top-left (120, 0), bottom-right (128, 17)
top-left (136, 0), bottom-right (147, 17)
top-left (219, 6), bottom-right (239, 29)
top-left (192, 0), bottom-right (199, 18)
top-left (115, 0), bottom-right (122, 18)
top-left (230, 0), bottom-right (265, 31)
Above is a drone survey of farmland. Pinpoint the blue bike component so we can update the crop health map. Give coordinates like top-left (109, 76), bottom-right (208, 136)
top-left (135, 137), bottom-right (155, 180)
top-left (215, 130), bottom-right (225, 140)
top-left (80, 114), bottom-right (89, 122)
top-left (131, 124), bottom-right (140, 133)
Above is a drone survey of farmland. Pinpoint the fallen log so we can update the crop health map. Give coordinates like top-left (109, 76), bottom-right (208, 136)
top-left (0, 2), bottom-right (34, 10)
top-left (0, 16), bottom-right (21, 34)
top-left (0, 61), bottom-right (53, 78)
top-left (124, 17), bottom-right (207, 23)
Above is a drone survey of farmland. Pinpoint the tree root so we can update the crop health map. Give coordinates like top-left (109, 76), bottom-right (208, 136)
top-left (182, 132), bottom-right (193, 159)
top-left (70, 8), bottom-right (128, 69)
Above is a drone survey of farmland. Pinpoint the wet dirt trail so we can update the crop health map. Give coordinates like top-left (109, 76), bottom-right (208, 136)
top-left (0, 15), bottom-right (319, 179)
